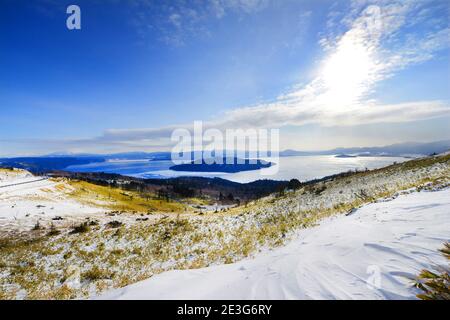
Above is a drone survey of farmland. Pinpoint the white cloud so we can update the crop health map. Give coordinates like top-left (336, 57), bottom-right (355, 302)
top-left (195, 1), bottom-right (449, 131)
top-left (131, 0), bottom-right (271, 46)
top-left (106, 0), bottom-right (450, 146)
top-left (7, 0), bottom-right (449, 154)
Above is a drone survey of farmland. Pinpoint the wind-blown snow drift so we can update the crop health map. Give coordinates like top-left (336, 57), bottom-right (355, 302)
top-left (100, 188), bottom-right (450, 300)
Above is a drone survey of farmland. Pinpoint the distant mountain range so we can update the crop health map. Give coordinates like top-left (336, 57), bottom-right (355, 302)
top-left (44, 151), bottom-right (172, 160)
top-left (1, 140), bottom-right (449, 173)
top-left (279, 140), bottom-right (450, 157)
top-left (45, 140), bottom-right (450, 159)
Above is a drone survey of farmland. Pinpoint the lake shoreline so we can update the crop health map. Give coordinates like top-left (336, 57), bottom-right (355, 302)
top-left (65, 155), bottom-right (410, 183)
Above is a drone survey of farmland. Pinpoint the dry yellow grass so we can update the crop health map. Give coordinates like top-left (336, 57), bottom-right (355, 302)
top-left (67, 180), bottom-right (188, 213)
top-left (0, 154), bottom-right (448, 299)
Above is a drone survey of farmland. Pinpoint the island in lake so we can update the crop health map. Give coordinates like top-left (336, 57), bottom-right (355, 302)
top-left (335, 154), bottom-right (357, 158)
top-left (170, 157), bottom-right (273, 173)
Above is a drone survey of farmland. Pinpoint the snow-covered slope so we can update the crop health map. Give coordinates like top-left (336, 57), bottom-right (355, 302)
top-left (0, 169), bottom-right (104, 232)
top-left (100, 188), bottom-right (450, 300)
top-left (0, 168), bottom-right (35, 187)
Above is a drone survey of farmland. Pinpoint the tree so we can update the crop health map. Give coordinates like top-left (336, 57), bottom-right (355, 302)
top-left (287, 179), bottom-right (302, 190)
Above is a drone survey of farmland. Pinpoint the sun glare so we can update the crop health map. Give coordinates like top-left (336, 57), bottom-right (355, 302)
top-left (319, 35), bottom-right (378, 110)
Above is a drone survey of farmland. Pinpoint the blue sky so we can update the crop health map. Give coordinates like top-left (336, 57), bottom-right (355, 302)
top-left (1, 0), bottom-right (449, 156)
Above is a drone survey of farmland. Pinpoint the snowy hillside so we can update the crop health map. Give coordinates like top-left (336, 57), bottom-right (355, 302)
top-left (100, 188), bottom-right (450, 300)
top-left (0, 169), bottom-right (105, 233)
top-left (0, 154), bottom-right (448, 299)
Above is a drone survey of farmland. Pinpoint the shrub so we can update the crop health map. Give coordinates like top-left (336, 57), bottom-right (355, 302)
top-left (314, 185), bottom-right (327, 195)
top-left (415, 243), bottom-right (450, 300)
top-left (82, 266), bottom-right (114, 281)
top-left (70, 222), bottom-right (90, 234)
top-left (47, 224), bottom-right (60, 236)
top-left (106, 220), bottom-right (123, 228)
top-left (32, 221), bottom-right (41, 231)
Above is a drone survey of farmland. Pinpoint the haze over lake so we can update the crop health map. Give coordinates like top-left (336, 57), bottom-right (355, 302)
top-left (66, 155), bottom-right (409, 183)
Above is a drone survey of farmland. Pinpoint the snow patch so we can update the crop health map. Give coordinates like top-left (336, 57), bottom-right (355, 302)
top-left (99, 189), bottom-right (450, 300)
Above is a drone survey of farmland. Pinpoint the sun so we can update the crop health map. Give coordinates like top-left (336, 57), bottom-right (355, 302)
top-left (319, 33), bottom-right (379, 111)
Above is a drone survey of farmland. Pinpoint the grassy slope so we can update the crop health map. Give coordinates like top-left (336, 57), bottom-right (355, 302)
top-left (67, 180), bottom-right (187, 213)
top-left (0, 154), bottom-right (449, 299)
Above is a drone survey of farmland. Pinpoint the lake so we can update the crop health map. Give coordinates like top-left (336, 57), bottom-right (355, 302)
top-left (66, 155), bottom-right (409, 183)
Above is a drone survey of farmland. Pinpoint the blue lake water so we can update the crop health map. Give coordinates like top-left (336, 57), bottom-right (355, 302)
top-left (66, 155), bottom-right (409, 183)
